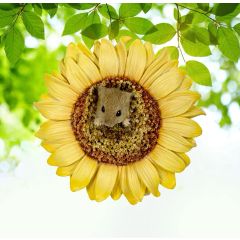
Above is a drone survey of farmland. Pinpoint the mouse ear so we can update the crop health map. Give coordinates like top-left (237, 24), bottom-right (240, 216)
top-left (124, 91), bottom-right (134, 99)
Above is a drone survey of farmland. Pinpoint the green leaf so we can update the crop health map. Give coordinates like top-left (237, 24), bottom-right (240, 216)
top-left (82, 11), bottom-right (100, 29)
top-left (192, 12), bottom-right (210, 24)
top-left (143, 23), bottom-right (176, 44)
top-left (178, 3), bottom-right (198, 9)
top-left (213, 3), bottom-right (239, 16)
top-left (140, 3), bottom-right (152, 13)
top-left (109, 20), bottom-right (119, 40)
top-left (181, 13), bottom-right (194, 25)
top-left (67, 3), bottom-right (96, 10)
top-left (181, 37), bottom-right (211, 57)
top-left (0, 9), bottom-right (17, 28)
top-left (0, 3), bottom-right (20, 10)
top-left (24, 4), bottom-right (32, 11)
top-left (82, 23), bottom-right (108, 40)
top-left (42, 3), bottom-right (58, 18)
top-left (116, 29), bottom-right (138, 41)
top-left (233, 23), bottom-right (240, 36)
top-left (22, 11), bottom-right (45, 39)
top-left (193, 27), bottom-right (211, 45)
top-left (217, 27), bottom-right (240, 62)
top-left (157, 46), bottom-right (179, 60)
top-left (186, 60), bottom-right (212, 86)
top-left (197, 3), bottom-right (209, 11)
top-left (98, 4), bottom-right (118, 19)
top-left (82, 35), bottom-right (94, 49)
top-left (62, 13), bottom-right (88, 36)
top-left (124, 17), bottom-right (154, 35)
top-left (32, 3), bottom-right (42, 16)
top-left (4, 27), bottom-right (24, 65)
top-left (208, 22), bottom-right (218, 45)
top-left (119, 3), bottom-right (142, 18)
top-left (173, 8), bottom-right (179, 21)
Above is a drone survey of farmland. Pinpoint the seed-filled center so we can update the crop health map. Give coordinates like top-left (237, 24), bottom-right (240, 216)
top-left (71, 77), bottom-right (160, 166)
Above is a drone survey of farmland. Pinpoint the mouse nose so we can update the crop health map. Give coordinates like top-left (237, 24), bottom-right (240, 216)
top-left (104, 121), bottom-right (116, 128)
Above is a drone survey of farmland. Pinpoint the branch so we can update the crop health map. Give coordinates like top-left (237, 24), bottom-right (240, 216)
top-left (7, 4), bottom-right (27, 33)
top-left (175, 4), bottom-right (186, 62)
top-left (176, 3), bottom-right (221, 27)
top-left (106, 3), bottom-right (112, 24)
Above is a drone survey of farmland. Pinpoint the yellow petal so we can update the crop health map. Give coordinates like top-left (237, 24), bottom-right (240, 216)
top-left (120, 166), bottom-right (139, 205)
top-left (56, 161), bottom-right (80, 177)
top-left (178, 75), bottom-right (193, 90)
top-left (52, 71), bottom-right (68, 83)
top-left (59, 60), bottom-right (67, 79)
top-left (161, 117), bottom-right (202, 138)
top-left (139, 48), bottom-right (170, 85)
top-left (87, 175), bottom-right (97, 200)
top-left (35, 120), bottom-right (75, 145)
top-left (142, 60), bottom-right (178, 89)
top-left (47, 141), bottom-right (85, 167)
top-left (116, 40), bottom-right (127, 76)
top-left (158, 129), bottom-right (194, 152)
top-left (134, 158), bottom-right (160, 197)
top-left (34, 100), bottom-right (72, 120)
top-left (147, 68), bottom-right (184, 100)
top-left (157, 167), bottom-right (176, 189)
top-left (149, 144), bottom-right (186, 172)
top-left (126, 164), bottom-right (145, 201)
top-left (45, 74), bottom-right (78, 104)
top-left (181, 106), bottom-right (206, 118)
top-left (177, 152), bottom-right (191, 166)
top-left (159, 91), bottom-right (200, 118)
top-left (94, 164), bottom-right (118, 201)
top-left (93, 40), bottom-right (100, 59)
top-left (119, 36), bottom-right (132, 44)
top-left (65, 57), bottom-right (91, 93)
top-left (77, 42), bottom-right (97, 64)
top-left (111, 166), bottom-right (122, 200)
top-left (78, 51), bottom-right (102, 83)
top-left (70, 155), bottom-right (98, 191)
top-left (144, 42), bottom-right (154, 67)
top-left (41, 141), bottom-right (56, 153)
top-left (66, 42), bottom-right (81, 61)
top-left (125, 39), bottom-right (146, 81)
top-left (186, 138), bottom-right (196, 147)
top-left (99, 39), bottom-right (119, 78)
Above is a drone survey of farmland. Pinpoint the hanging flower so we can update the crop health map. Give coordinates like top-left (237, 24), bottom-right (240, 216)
top-left (35, 38), bottom-right (204, 204)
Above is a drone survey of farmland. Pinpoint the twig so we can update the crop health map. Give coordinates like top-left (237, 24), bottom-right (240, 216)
top-left (106, 3), bottom-right (112, 24)
top-left (175, 4), bottom-right (186, 62)
top-left (176, 3), bottom-right (220, 27)
top-left (6, 4), bottom-right (26, 33)
top-left (89, 3), bottom-right (100, 13)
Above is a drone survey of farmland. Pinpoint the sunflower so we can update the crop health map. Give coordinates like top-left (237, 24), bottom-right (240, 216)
top-left (35, 37), bottom-right (204, 204)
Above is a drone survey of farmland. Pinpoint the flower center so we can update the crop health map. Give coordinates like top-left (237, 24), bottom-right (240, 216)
top-left (71, 77), bottom-right (160, 166)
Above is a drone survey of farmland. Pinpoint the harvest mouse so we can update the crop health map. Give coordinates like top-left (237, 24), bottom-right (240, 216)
top-left (94, 86), bottom-right (133, 128)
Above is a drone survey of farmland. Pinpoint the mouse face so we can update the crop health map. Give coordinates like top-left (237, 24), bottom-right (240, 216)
top-left (94, 86), bottom-right (133, 128)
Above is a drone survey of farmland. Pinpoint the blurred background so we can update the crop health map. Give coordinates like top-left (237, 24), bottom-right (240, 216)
top-left (0, 3), bottom-right (240, 238)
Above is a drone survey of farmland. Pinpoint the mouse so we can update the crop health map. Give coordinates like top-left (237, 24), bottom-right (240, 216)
top-left (94, 86), bottom-right (133, 128)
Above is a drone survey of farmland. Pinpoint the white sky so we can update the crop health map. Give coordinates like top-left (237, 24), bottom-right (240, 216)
top-left (0, 111), bottom-right (240, 237)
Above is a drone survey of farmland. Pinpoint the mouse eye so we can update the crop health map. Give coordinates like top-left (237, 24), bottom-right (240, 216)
top-left (116, 110), bottom-right (121, 117)
top-left (101, 106), bottom-right (105, 113)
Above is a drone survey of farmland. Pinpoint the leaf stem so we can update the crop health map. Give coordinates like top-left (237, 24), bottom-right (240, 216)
top-left (106, 3), bottom-right (112, 23)
top-left (175, 4), bottom-right (186, 62)
top-left (176, 3), bottom-right (220, 26)
top-left (7, 4), bottom-right (27, 34)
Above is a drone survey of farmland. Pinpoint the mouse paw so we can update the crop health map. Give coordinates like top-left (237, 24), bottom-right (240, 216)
top-left (123, 118), bottom-right (130, 127)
